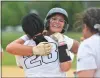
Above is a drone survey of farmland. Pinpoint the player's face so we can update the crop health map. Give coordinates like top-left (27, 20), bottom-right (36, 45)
top-left (49, 14), bottom-right (65, 33)
top-left (82, 24), bottom-right (90, 39)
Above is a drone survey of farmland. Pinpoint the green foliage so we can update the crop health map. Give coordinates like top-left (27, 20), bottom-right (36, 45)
top-left (2, 32), bottom-right (24, 66)
top-left (2, 1), bottom-right (100, 30)
top-left (72, 55), bottom-right (77, 69)
top-left (65, 31), bottom-right (82, 41)
top-left (2, 32), bottom-right (23, 49)
top-left (2, 2), bottom-right (28, 27)
top-left (26, 2), bottom-right (53, 20)
top-left (2, 51), bottom-right (16, 66)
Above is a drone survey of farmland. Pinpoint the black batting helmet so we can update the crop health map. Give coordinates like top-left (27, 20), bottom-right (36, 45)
top-left (22, 13), bottom-right (44, 38)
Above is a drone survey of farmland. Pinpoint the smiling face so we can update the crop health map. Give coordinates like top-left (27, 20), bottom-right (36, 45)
top-left (49, 14), bottom-right (65, 33)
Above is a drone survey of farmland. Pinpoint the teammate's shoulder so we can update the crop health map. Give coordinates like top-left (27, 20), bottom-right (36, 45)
top-left (24, 39), bottom-right (35, 45)
top-left (44, 36), bottom-right (56, 42)
top-left (79, 37), bottom-right (94, 50)
top-left (82, 34), bottom-right (99, 46)
top-left (44, 36), bottom-right (51, 40)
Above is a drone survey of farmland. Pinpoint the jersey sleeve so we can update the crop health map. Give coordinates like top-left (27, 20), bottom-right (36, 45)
top-left (77, 42), bottom-right (97, 72)
top-left (69, 52), bottom-right (74, 61)
top-left (20, 35), bottom-right (30, 41)
top-left (15, 55), bottom-right (21, 66)
top-left (64, 35), bottom-right (74, 50)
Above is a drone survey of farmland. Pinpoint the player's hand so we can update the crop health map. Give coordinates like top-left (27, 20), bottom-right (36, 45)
top-left (80, 37), bottom-right (85, 41)
top-left (32, 42), bottom-right (52, 56)
top-left (50, 33), bottom-right (64, 42)
top-left (18, 66), bottom-right (23, 69)
top-left (50, 33), bottom-right (65, 46)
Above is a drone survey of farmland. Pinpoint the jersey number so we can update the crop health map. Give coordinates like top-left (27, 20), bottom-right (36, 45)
top-left (24, 43), bottom-right (58, 69)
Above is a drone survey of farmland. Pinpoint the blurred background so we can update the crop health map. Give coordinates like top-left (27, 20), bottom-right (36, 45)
top-left (1, 1), bottom-right (100, 77)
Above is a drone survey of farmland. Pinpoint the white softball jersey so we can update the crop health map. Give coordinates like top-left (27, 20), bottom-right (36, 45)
top-left (77, 34), bottom-right (100, 77)
top-left (17, 35), bottom-right (74, 77)
top-left (15, 35), bottom-right (30, 67)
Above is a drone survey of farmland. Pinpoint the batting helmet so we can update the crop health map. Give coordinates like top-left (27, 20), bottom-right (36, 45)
top-left (44, 7), bottom-right (69, 33)
top-left (22, 13), bottom-right (44, 38)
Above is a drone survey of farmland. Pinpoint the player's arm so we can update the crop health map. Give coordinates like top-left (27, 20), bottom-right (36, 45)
top-left (51, 33), bottom-right (72, 72)
top-left (71, 37), bottom-right (85, 54)
top-left (60, 61), bottom-right (72, 72)
top-left (6, 35), bottom-right (51, 56)
top-left (70, 40), bottom-right (79, 54)
top-left (60, 51), bottom-right (74, 72)
top-left (77, 69), bottom-right (96, 77)
top-left (58, 44), bottom-right (72, 72)
top-left (6, 38), bottom-right (33, 56)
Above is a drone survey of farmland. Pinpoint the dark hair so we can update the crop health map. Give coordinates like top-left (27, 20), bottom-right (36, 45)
top-left (22, 13), bottom-right (44, 38)
top-left (22, 13), bottom-right (48, 45)
top-left (83, 7), bottom-right (100, 35)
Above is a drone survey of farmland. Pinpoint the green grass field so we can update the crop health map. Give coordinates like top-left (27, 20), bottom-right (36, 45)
top-left (2, 31), bottom-right (82, 68)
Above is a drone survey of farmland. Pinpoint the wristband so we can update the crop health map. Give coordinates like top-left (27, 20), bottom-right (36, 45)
top-left (58, 44), bottom-right (71, 63)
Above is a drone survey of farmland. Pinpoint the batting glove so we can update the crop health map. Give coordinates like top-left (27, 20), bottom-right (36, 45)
top-left (50, 32), bottom-right (65, 46)
top-left (51, 33), bottom-right (71, 62)
top-left (32, 42), bottom-right (52, 56)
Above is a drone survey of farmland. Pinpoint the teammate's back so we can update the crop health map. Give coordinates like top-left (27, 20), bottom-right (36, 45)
top-left (18, 36), bottom-right (67, 77)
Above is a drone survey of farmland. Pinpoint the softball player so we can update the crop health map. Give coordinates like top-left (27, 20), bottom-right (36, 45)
top-left (15, 7), bottom-right (78, 70)
top-left (9, 7), bottom-right (79, 55)
top-left (7, 12), bottom-right (73, 77)
top-left (6, 8), bottom-right (79, 77)
top-left (77, 8), bottom-right (100, 77)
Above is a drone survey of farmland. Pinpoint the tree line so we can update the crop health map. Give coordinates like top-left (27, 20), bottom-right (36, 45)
top-left (2, 1), bottom-right (100, 31)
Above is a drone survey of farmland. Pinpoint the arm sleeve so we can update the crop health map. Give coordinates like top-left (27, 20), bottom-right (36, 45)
top-left (77, 43), bottom-right (97, 72)
top-left (64, 35), bottom-right (74, 50)
top-left (20, 35), bottom-right (30, 41)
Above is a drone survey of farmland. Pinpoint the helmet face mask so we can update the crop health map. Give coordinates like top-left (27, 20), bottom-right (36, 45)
top-left (44, 7), bottom-right (69, 33)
